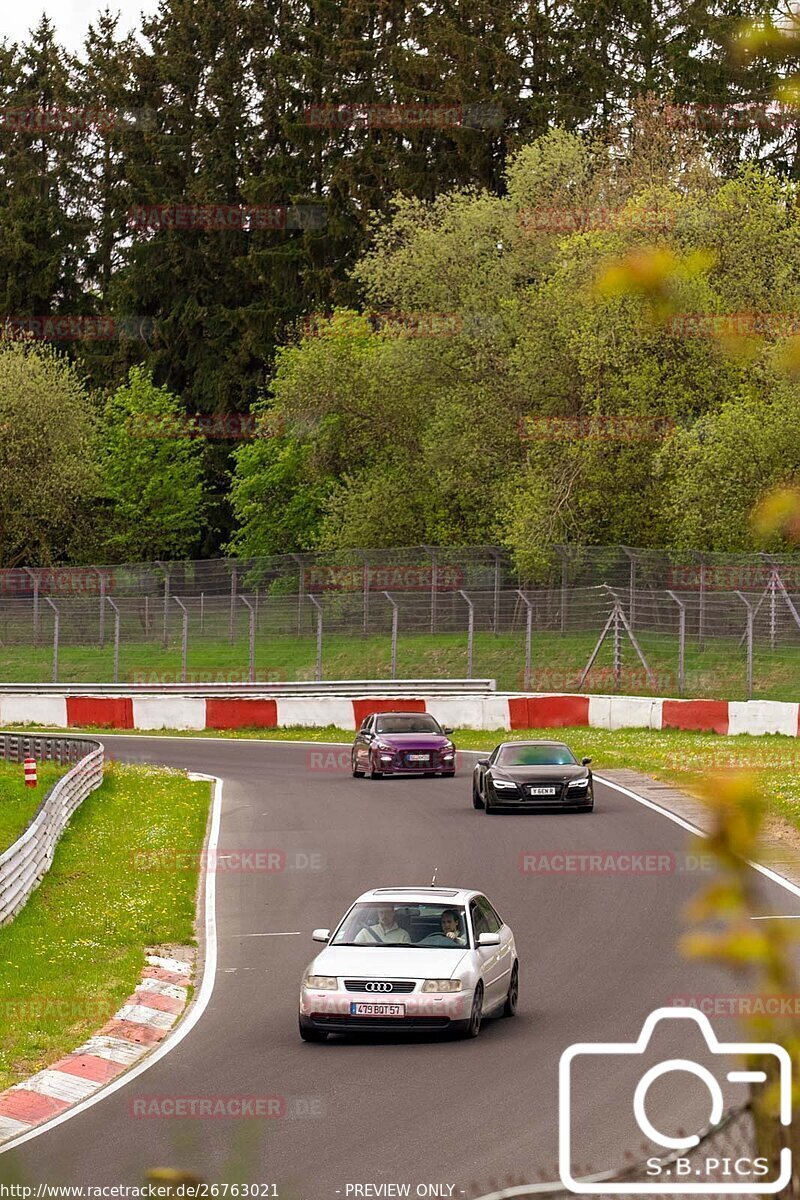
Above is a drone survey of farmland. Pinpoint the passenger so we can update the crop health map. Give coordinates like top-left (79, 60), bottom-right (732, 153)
top-left (355, 903), bottom-right (411, 945)
top-left (440, 909), bottom-right (466, 944)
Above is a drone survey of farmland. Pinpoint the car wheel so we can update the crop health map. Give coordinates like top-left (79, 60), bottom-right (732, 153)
top-left (472, 781), bottom-right (484, 809)
top-left (365, 756), bottom-right (383, 780)
top-left (503, 962), bottom-right (519, 1017)
top-left (462, 984), bottom-right (483, 1039)
top-left (352, 755), bottom-right (364, 778)
top-left (298, 1018), bottom-right (328, 1043)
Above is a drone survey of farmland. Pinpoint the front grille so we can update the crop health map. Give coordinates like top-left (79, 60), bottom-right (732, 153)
top-left (401, 752), bottom-right (436, 767)
top-left (313, 1015), bottom-right (450, 1029)
top-left (344, 979), bottom-right (417, 994)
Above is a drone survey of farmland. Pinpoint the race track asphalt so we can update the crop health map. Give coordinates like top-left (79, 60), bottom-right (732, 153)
top-left (3, 735), bottom-right (798, 1198)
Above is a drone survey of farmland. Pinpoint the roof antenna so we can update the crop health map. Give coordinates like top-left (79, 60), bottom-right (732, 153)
top-left (431, 866), bottom-right (438, 886)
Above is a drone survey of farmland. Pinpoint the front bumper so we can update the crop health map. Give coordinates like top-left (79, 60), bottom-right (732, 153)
top-left (299, 987), bottom-right (471, 1033)
top-left (490, 783), bottom-right (593, 808)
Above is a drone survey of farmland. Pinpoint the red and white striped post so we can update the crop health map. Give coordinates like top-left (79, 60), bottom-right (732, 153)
top-left (23, 757), bottom-right (37, 788)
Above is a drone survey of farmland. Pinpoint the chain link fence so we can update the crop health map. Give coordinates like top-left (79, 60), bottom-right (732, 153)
top-left (1, 546), bottom-right (800, 695)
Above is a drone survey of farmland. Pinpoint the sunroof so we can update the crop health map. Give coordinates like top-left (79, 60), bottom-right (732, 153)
top-left (372, 887), bottom-right (459, 896)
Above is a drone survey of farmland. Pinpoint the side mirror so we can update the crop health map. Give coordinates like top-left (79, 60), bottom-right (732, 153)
top-left (477, 758), bottom-right (490, 768)
top-left (363, 731), bottom-right (373, 741)
top-left (312, 928), bottom-right (331, 942)
top-left (443, 726), bottom-right (454, 735)
top-left (477, 931), bottom-right (501, 947)
top-left (582, 757), bottom-right (592, 766)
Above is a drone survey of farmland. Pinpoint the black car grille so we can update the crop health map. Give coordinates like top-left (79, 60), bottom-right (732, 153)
top-left (401, 751), bottom-right (437, 767)
top-left (344, 979), bottom-right (417, 993)
top-left (313, 1015), bottom-right (450, 1029)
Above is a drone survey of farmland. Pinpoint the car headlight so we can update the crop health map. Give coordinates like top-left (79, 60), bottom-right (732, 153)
top-left (304, 975), bottom-right (337, 990)
top-left (421, 979), bottom-right (462, 992)
top-left (567, 776), bottom-right (590, 790)
top-left (492, 778), bottom-right (518, 790)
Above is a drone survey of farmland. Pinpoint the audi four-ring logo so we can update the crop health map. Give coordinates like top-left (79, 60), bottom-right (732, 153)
top-left (365, 981), bottom-right (393, 992)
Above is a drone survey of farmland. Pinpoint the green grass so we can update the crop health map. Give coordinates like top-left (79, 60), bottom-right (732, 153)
top-left (2, 628), bottom-right (799, 700)
top-left (0, 762), bottom-right (211, 1091)
top-left (0, 761), bottom-right (67, 852)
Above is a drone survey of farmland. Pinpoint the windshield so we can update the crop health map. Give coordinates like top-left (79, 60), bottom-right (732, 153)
top-left (374, 715), bottom-right (442, 735)
top-left (332, 902), bottom-right (470, 948)
top-left (496, 744), bottom-right (577, 766)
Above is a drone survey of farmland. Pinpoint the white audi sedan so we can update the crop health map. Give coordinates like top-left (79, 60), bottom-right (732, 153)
top-left (298, 886), bottom-right (518, 1041)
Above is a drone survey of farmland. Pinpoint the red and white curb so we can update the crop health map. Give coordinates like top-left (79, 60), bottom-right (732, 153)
top-left (0, 952), bottom-right (193, 1145)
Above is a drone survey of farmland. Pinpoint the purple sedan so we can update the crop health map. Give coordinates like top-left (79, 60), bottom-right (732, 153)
top-left (351, 712), bottom-right (456, 779)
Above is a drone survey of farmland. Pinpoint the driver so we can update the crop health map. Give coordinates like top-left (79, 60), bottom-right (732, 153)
top-left (355, 903), bottom-right (411, 944)
top-left (440, 909), bottom-right (466, 944)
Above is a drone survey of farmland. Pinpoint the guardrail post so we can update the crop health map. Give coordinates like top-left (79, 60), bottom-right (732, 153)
top-left (307, 595), bottom-right (323, 681)
top-left (106, 597), bottom-right (121, 683)
top-left (459, 589), bottom-right (475, 678)
top-left (44, 597), bottom-right (59, 682)
top-left (383, 591), bottom-right (398, 679)
top-left (736, 591), bottom-right (755, 701)
top-left (667, 590), bottom-right (686, 696)
top-left (239, 595), bottom-right (256, 683)
top-left (516, 590), bottom-right (533, 690)
top-left (173, 596), bottom-right (189, 683)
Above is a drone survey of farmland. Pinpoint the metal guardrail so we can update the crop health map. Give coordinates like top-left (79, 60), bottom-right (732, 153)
top-left (0, 679), bottom-right (497, 695)
top-left (0, 733), bottom-right (104, 926)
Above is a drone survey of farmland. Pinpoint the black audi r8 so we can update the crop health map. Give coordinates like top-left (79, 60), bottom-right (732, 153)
top-left (472, 740), bottom-right (593, 813)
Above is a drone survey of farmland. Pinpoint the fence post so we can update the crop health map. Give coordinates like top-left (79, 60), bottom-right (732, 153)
top-left (173, 596), bottom-right (189, 683)
top-left (516, 590), bottom-right (533, 690)
top-left (491, 549), bottom-right (502, 635)
top-left (239, 595), bottom-right (256, 683)
top-left (156, 560), bottom-right (170, 649)
top-left (24, 568), bottom-right (40, 647)
top-left (429, 546), bottom-right (438, 634)
top-left (44, 598), bottom-right (59, 682)
top-left (200, 592), bottom-right (205, 634)
top-left (696, 553), bottom-right (706, 650)
top-left (736, 591), bottom-right (755, 701)
top-left (623, 546), bottom-right (637, 631)
top-left (667, 590), bottom-right (686, 696)
top-left (555, 545), bottom-right (569, 633)
top-left (107, 597), bottom-right (121, 683)
top-left (292, 553), bottom-right (306, 636)
top-left (93, 567), bottom-right (106, 648)
top-left (459, 589), bottom-right (475, 678)
top-left (229, 563), bottom-right (238, 645)
top-left (307, 595), bottom-right (323, 681)
top-left (383, 592), bottom-right (398, 679)
top-left (363, 556), bottom-right (370, 635)
top-left (613, 604), bottom-right (621, 691)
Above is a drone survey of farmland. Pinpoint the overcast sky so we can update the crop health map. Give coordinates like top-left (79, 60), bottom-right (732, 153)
top-left (2, 0), bottom-right (159, 51)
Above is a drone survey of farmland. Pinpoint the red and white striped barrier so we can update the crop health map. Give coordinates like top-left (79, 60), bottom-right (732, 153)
top-left (23, 758), bottom-right (37, 788)
top-left (0, 690), bottom-right (798, 738)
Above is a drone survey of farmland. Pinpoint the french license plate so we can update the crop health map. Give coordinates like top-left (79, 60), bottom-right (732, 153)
top-left (350, 1002), bottom-right (405, 1017)
top-left (407, 754), bottom-right (430, 762)
top-left (528, 786), bottom-right (557, 796)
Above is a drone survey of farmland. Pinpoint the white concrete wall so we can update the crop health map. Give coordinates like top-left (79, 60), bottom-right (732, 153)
top-left (0, 695), bottom-right (68, 727)
top-left (133, 697), bottom-right (207, 731)
top-left (728, 700), bottom-right (798, 737)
